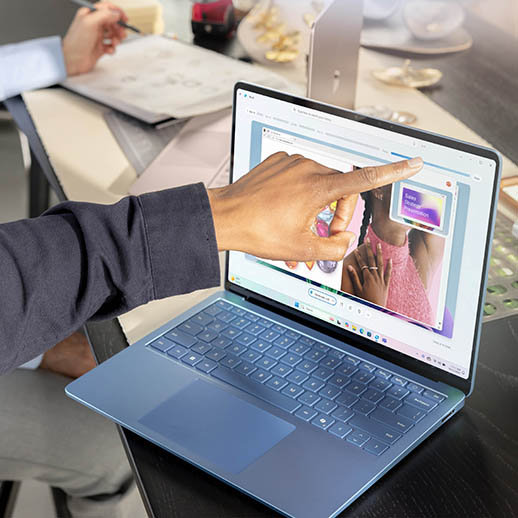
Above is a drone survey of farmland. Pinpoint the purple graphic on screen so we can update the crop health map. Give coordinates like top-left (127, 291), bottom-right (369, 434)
top-left (400, 187), bottom-right (443, 227)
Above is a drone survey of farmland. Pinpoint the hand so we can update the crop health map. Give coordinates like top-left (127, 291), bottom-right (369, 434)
top-left (63, 2), bottom-right (128, 76)
top-left (40, 332), bottom-right (96, 379)
top-left (347, 239), bottom-right (393, 306)
top-left (207, 153), bottom-right (423, 262)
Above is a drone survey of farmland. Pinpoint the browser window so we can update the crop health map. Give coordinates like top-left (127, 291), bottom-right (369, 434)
top-left (229, 87), bottom-right (497, 380)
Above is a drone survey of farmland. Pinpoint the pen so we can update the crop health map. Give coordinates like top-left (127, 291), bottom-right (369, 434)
top-left (69, 0), bottom-right (142, 34)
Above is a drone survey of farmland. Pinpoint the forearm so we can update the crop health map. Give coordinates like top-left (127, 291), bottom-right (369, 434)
top-left (0, 36), bottom-right (67, 102)
top-left (0, 183), bottom-right (220, 374)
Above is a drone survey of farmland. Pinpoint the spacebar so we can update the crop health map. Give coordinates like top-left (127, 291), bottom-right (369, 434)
top-left (212, 367), bottom-right (301, 413)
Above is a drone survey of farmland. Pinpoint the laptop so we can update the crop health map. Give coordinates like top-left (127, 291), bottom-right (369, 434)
top-left (307, 0), bottom-right (363, 109)
top-left (66, 82), bottom-right (501, 518)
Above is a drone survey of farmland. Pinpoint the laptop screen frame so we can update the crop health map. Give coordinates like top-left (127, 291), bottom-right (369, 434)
top-left (225, 81), bottom-right (501, 396)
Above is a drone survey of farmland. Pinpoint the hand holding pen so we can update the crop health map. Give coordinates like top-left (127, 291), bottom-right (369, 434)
top-left (63, 1), bottom-right (130, 76)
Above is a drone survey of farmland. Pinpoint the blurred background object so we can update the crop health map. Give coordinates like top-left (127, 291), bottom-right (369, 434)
top-left (191, 0), bottom-right (236, 38)
top-left (116, 0), bottom-right (165, 35)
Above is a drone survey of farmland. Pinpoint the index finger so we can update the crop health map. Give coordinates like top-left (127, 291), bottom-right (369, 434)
top-left (327, 158), bottom-right (423, 200)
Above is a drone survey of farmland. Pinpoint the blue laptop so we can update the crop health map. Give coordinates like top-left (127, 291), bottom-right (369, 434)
top-left (66, 82), bottom-right (501, 518)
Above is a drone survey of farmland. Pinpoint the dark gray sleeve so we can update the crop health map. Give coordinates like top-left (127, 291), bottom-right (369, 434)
top-left (0, 183), bottom-right (220, 373)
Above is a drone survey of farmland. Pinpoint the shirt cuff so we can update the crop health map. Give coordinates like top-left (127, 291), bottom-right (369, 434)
top-left (18, 354), bottom-right (43, 370)
top-left (0, 36), bottom-right (67, 101)
top-left (138, 183), bottom-right (221, 299)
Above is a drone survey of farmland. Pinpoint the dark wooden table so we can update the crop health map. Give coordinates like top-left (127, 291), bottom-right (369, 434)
top-left (6, 4), bottom-right (518, 517)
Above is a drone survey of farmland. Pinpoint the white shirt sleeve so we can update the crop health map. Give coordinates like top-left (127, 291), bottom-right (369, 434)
top-left (18, 354), bottom-right (44, 370)
top-left (0, 36), bottom-right (67, 102)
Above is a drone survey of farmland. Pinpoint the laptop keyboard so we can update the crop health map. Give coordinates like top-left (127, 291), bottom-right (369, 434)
top-left (148, 300), bottom-right (447, 457)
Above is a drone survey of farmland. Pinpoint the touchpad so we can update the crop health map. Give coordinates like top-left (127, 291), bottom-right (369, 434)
top-left (139, 379), bottom-right (295, 474)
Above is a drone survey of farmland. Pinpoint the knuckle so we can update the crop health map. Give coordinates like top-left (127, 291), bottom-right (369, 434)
top-left (359, 166), bottom-right (378, 186)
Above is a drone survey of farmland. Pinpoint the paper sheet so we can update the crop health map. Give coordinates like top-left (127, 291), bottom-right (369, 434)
top-left (62, 35), bottom-right (290, 122)
top-left (129, 110), bottom-right (232, 195)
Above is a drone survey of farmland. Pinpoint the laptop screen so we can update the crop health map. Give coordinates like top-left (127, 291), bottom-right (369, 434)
top-left (228, 84), bottom-right (499, 381)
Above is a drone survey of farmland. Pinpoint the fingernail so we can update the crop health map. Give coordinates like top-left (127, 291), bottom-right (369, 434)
top-left (366, 238), bottom-right (370, 245)
top-left (408, 157), bottom-right (423, 168)
top-left (377, 243), bottom-right (381, 250)
top-left (348, 265), bottom-right (354, 271)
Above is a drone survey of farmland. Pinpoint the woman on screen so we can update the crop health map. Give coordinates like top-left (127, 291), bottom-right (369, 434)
top-left (340, 184), bottom-right (445, 326)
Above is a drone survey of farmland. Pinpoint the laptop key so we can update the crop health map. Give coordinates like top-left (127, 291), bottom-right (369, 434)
top-left (345, 381), bottom-right (367, 396)
top-left (190, 313), bottom-right (213, 327)
top-left (271, 324), bottom-right (286, 335)
top-left (337, 364), bottom-right (357, 377)
top-left (274, 336), bottom-right (295, 349)
top-left (311, 414), bottom-right (335, 430)
top-left (314, 343), bottom-right (329, 353)
top-left (212, 337), bottom-right (232, 349)
top-left (329, 422), bottom-right (352, 439)
top-left (215, 300), bottom-right (233, 311)
top-left (313, 366), bottom-right (333, 381)
top-left (191, 342), bottom-right (213, 355)
top-left (319, 384), bottom-right (341, 400)
top-left (234, 361), bottom-right (257, 376)
top-left (346, 430), bottom-right (370, 447)
top-left (352, 399), bottom-right (376, 415)
top-left (179, 321), bottom-right (204, 336)
top-left (387, 385), bottom-right (410, 400)
top-left (286, 370), bottom-right (308, 385)
top-left (221, 328), bottom-right (241, 340)
top-left (286, 330), bottom-right (301, 341)
top-left (204, 304), bottom-right (223, 316)
top-left (344, 355), bottom-right (360, 366)
top-left (423, 389), bottom-right (445, 403)
top-left (304, 349), bottom-right (325, 362)
top-left (211, 367), bottom-right (301, 413)
top-left (391, 376), bottom-right (408, 387)
top-left (246, 324), bottom-right (265, 336)
top-left (150, 337), bottom-right (174, 353)
top-left (404, 394), bottom-right (437, 412)
top-left (231, 307), bottom-right (247, 316)
top-left (216, 310), bottom-right (236, 323)
top-left (231, 317), bottom-right (250, 330)
top-left (266, 346), bottom-right (286, 360)
top-left (406, 382), bottom-right (424, 394)
top-left (242, 350), bottom-right (261, 363)
top-left (281, 384), bottom-right (304, 399)
top-left (243, 312), bottom-right (259, 322)
top-left (207, 321), bottom-right (227, 333)
top-left (281, 353), bottom-right (302, 367)
top-left (257, 318), bottom-right (273, 328)
top-left (259, 330), bottom-right (280, 342)
top-left (270, 363), bottom-right (292, 377)
top-left (250, 340), bottom-right (272, 353)
top-left (167, 344), bottom-right (188, 359)
top-left (363, 439), bottom-right (388, 456)
top-left (299, 336), bottom-right (315, 346)
top-left (375, 369), bottom-right (391, 380)
top-left (256, 357), bottom-right (277, 370)
top-left (397, 404), bottom-right (426, 422)
top-left (348, 414), bottom-right (401, 445)
top-left (303, 378), bottom-right (325, 393)
top-left (370, 408), bottom-right (414, 433)
top-left (335, 392), bottom-right (358, 408)
top-left (328, 374), bottom-right (349, 388)
top-left (182, 352), bottom-right (203, 366)
top-left (198, 330), bottom-right (219, 343)
top-left (196, 358), bottom-right (218, 374)
top-left (359, 362), bottom-right (376, 373)
top-left (228, 343), bottom-right (247, 356)
top-left (314, 398), bottom-right (337, 415)
top-left (371, 378), bottom-right (392, 392)
top-left (328, 348), bottom-right (345, 360)
top-left (362, 388), bottom-right (384, 404)
top-left (352, 371), bottom-right (375, 384)
top-left (290, 341), bottom-right (311, 356)
top-left (297, 360), bottom-right (318, 374)
top-left (320, 356), bottom-right (340, 369)
top-left (266, 376), bottom-right (289, 391)
top-left (220, 354), bottom-right (242, 369)
top-left (165, 329), bottom-right (198, 348)
top-left (206, 348), bottom-right (226, 361)
top-left (298, 391), bottom-right (320, 407)
top-left (379, 396), bottom-right (402, 413)
top-left (331, 406), bottom-right (354, 423)
top-left (295, 406), bottom-right (318, 422)
top-left (250, 369), bottom-right (272, 383)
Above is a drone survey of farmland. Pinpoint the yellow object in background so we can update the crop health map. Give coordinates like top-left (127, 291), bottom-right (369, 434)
top-left (114, 0), bottom-right (164, 35)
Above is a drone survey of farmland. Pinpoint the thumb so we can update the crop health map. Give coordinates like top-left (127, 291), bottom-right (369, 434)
top-left (86, 8), bottom-right (120, 27)
top-left (309, 231), bottom-right (356, 261)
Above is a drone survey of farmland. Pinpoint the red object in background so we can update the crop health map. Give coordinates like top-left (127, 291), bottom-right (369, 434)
top-left (192, 0), bottom-right (236, 38)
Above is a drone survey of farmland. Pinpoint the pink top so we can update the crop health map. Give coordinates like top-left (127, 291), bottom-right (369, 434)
top-left (367, 225), bottom-right (433, 326)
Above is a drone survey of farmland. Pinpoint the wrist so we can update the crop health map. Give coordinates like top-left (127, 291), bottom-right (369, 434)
top-left (207, 187), bottom-right (243, 252)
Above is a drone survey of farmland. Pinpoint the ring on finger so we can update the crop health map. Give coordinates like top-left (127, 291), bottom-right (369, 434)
top-left (368, 266), bottom-right (378, 270)
top-left (361, 265), bottom-right (369, 271)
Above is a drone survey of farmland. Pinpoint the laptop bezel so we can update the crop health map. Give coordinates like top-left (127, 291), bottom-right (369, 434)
top-left (225, 81), bottom-right (501, 397)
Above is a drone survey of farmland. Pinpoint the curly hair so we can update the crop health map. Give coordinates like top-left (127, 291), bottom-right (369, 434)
top-left (358, 191), bottom-right (372, 246)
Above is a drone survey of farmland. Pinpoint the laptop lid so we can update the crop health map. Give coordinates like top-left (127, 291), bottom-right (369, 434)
top-left (307, 0), bottom-right (363, 109)
top-left (227, 82), bottom-right (501, 396)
